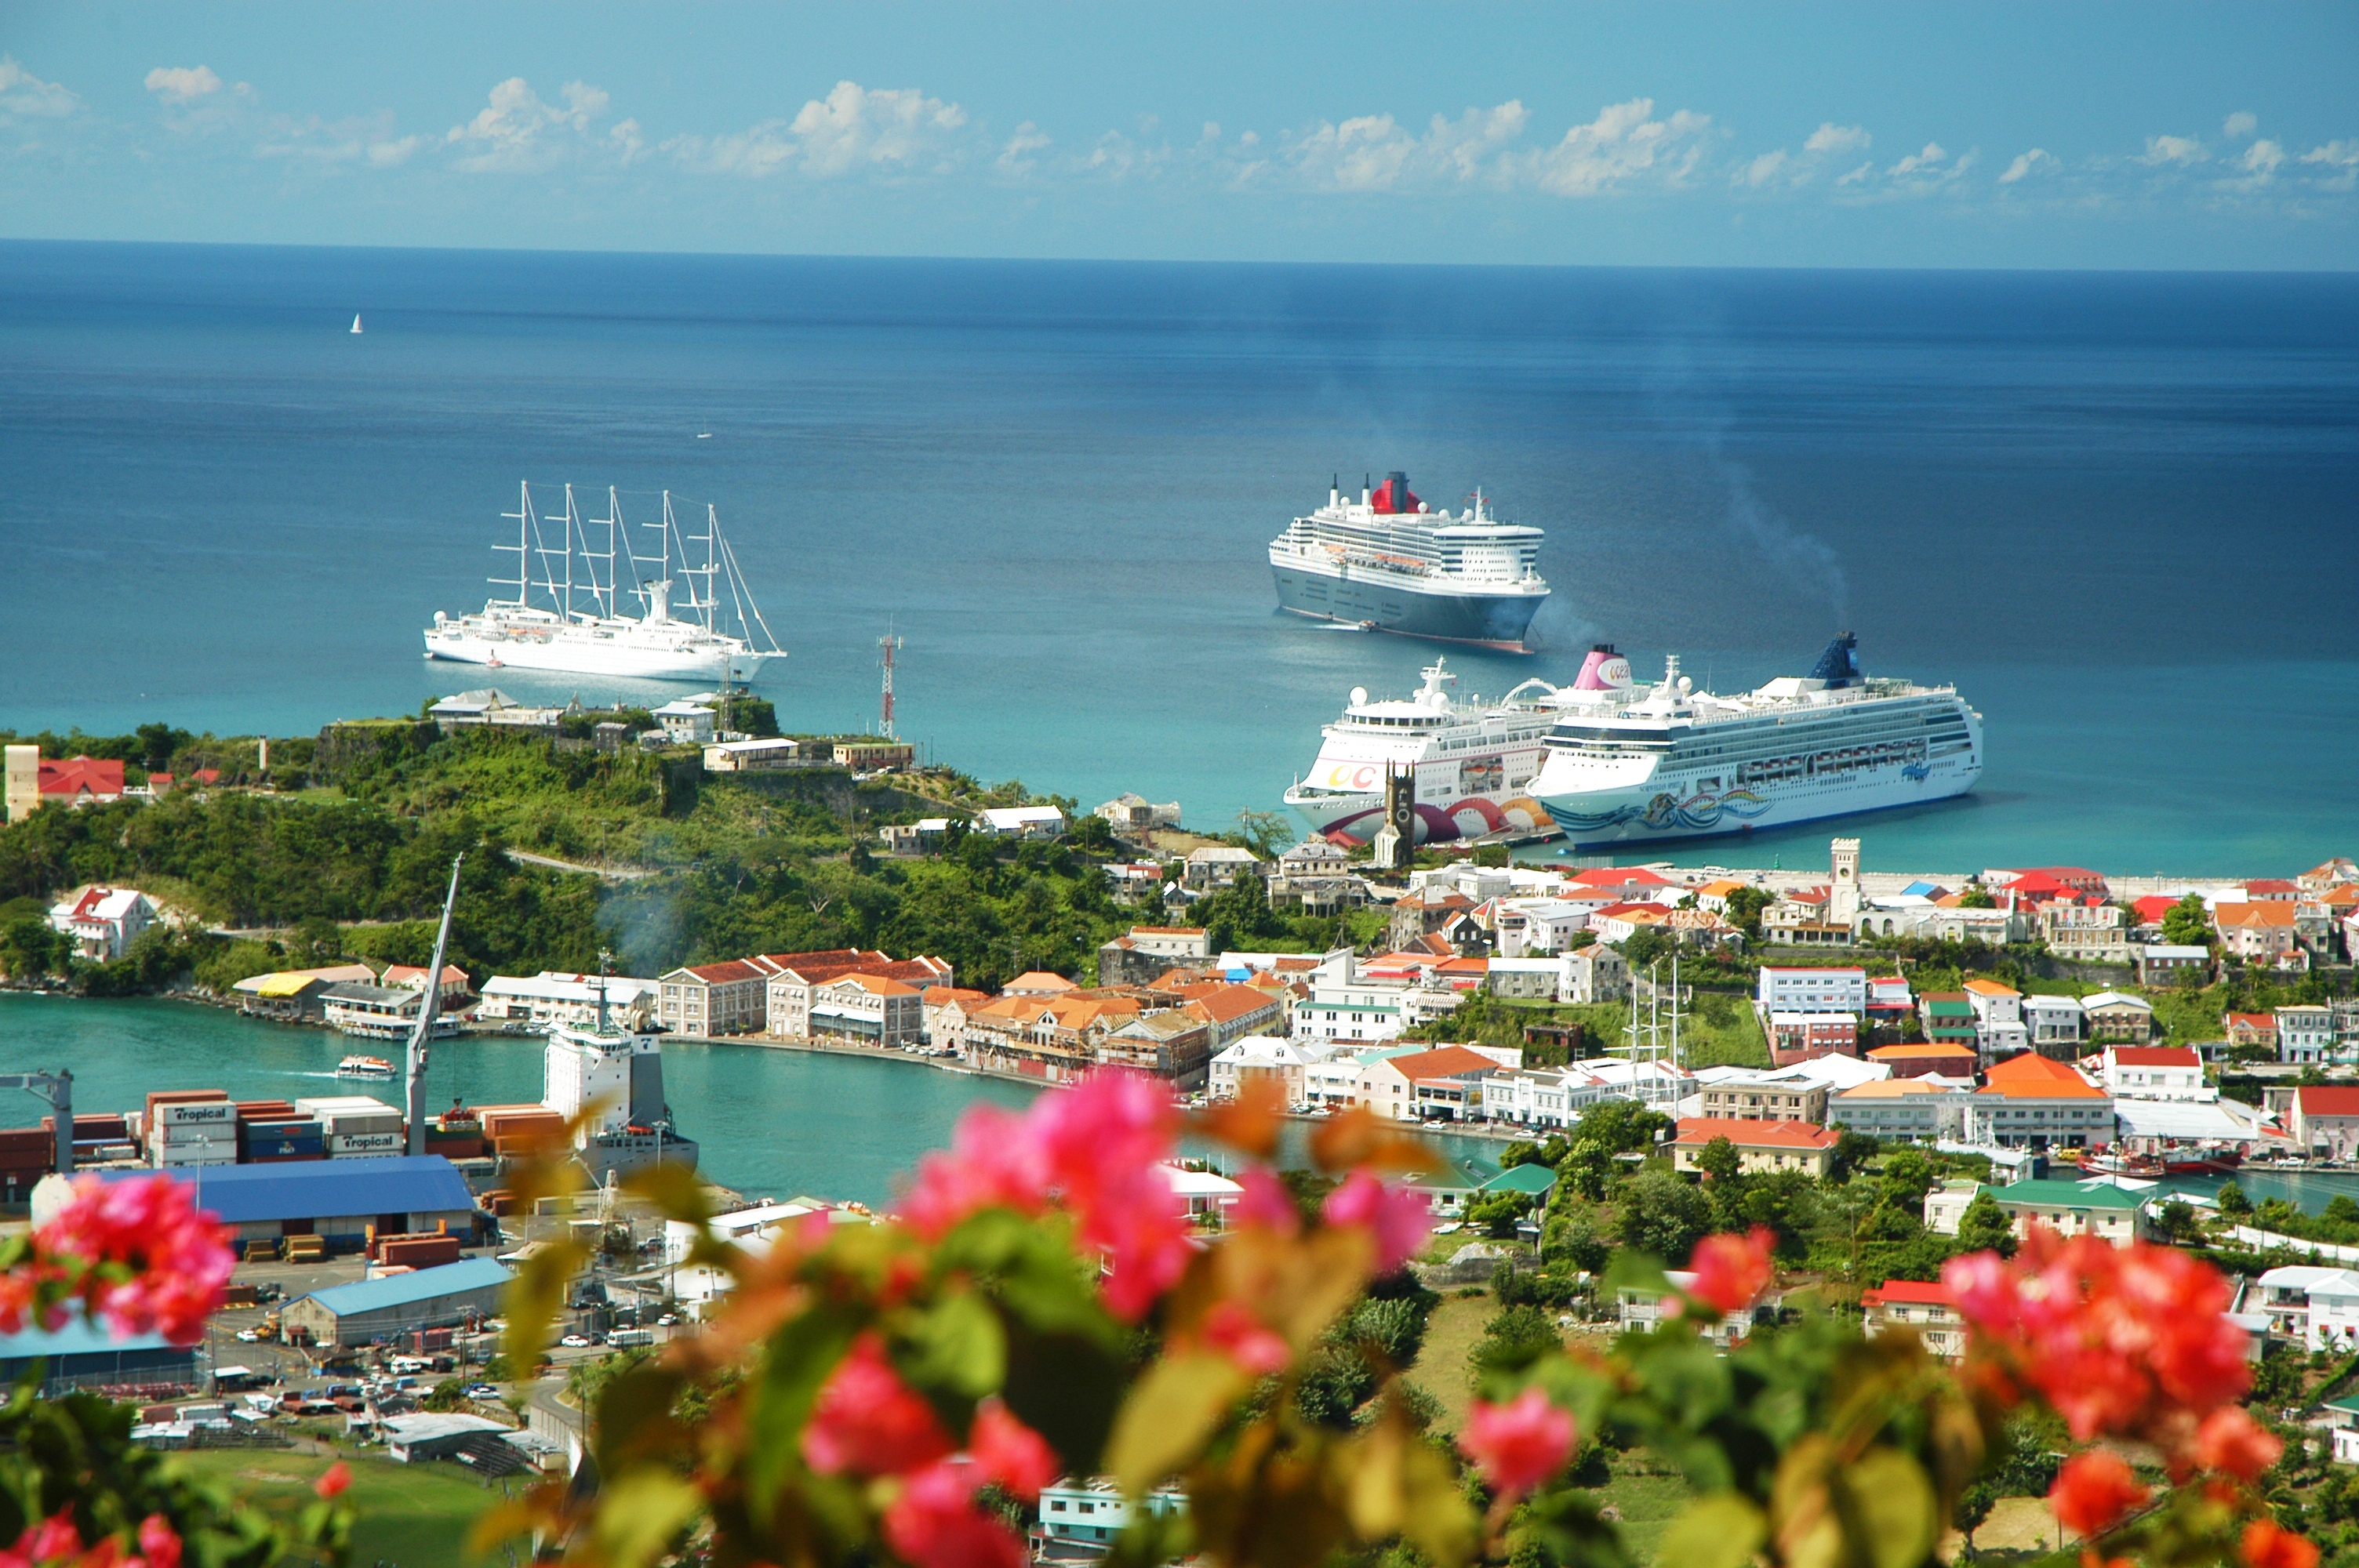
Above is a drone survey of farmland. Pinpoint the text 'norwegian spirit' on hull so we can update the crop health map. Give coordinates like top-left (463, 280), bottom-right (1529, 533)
top-left (1527, 633), bottom-right (1983, 847)
top-left (1268, 471), bottom-right (1549, 652)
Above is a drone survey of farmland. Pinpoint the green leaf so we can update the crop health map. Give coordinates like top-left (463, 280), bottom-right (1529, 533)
top-left (900, 1288), bottom-right (1008, 1400)
top-left (591, 1470), bottom-right (705, 1568)
top-left (1104, 1352), bottom-right (1247, 1495)
top-left (742, 1304), bottom-right (863, 1530)
top-left (1843, 1449), bottom-right (1938, 1568)
top-left (623, 1160), bottom-right (714, 1226)
top-left (1656, 1494), bottom-right (1767, 1568)
top-left (1001, 1323), bottom-right (1131, 1477)
top-left (501, 1237), bottom-right (585, 1375)
top-left (594, 1359), bottom-right (691, 1475)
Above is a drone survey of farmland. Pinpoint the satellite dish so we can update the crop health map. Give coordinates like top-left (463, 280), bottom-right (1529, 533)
top-left (1350, 687), bottom-right (1369, 707)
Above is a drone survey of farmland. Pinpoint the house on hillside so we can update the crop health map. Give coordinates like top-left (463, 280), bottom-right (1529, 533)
top-left (1670, 1119), bottom-right (1839, 1178)
top-left (46, 886), bottom-right (158, 962)
top-left (1861, 1280), bottom-right (1966, 1359)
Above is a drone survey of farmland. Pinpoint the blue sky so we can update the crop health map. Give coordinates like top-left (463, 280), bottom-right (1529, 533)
top-left (4, 2), bottom-right (2355, 267)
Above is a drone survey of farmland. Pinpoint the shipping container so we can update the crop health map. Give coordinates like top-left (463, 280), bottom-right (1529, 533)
top-left (328, 1132), bottom-right (405, 1156)
top-left (154, 1100), bottom-right (241, 1130)
top-left (248, 1152), bottom-right (329, 1164)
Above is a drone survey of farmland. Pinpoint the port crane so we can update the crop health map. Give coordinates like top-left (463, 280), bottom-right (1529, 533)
top-left (0, 1070), bottom-right (74, 1175)
top-left (405, 855), bottom-right (464, 1157)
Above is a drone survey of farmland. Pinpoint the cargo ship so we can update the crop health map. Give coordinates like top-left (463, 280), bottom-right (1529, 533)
top-left (536, 993), bottom-right (699, 1185)
top-left (1269, 473), bottom-right (1550, 651)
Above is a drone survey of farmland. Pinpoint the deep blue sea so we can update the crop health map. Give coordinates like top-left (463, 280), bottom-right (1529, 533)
top-left (2, 242), bottom-right (2354, 876)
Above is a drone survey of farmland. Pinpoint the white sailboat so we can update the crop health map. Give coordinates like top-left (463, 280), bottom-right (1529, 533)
top-left (350, 314), bottom-right (363, 334)
top-left (423, 481), bottom-right (785, 681)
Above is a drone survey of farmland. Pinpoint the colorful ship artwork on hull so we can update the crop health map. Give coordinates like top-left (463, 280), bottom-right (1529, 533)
top-left (1548, 787), bottom-right (1773, 836)
top-left (1317, 793), bottom-right (1559, 847)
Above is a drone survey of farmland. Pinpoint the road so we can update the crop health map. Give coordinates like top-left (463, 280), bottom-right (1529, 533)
top-left (503, 849), bottom-right (656, 881)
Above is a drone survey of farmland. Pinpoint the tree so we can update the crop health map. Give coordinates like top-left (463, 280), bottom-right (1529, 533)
top-left (1617, 1170), bottom-right (1712, 1261)
top-left (0, 915), bottom-right (65, 982)
top-left (1695, 1135), bottom-right (1741, 1184)
top-left (1955, 1191), bottom-right (2016, 1258)
top-left (2161, 894), bottom-right (2214, 949)
top-left (1954, 1479), bottom-right (1998, 1559)
top-left (1232, 810), bottom-right (1292, 859)
top-left (1619, 927), bottom-right (1670, 971)
top-left (2215, 1180), bottom-right (2252, 1221)
top-left (2154, 1200), bottom-right (2202, 1245)
top-left (1878, 1149), bottom-right (1937, 1212)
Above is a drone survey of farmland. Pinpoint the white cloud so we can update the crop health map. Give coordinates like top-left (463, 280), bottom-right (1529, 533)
top-left (2223, 111), bottom-right (2257, 139)
top-left (609, 118), bottom-right (645, 165)
top-left (2137, 133), bottom-right (2207, 167)
top-left (368, 134), bottom-right (424, 168)
top-left (2299, 139), bottom-right (2358, 191)
top-left (1998, 147), bottom-right (2055, 184)
top-left (1803, 122), bottom-right (1868, 155)
top-left (0, 56), bottom-right (79, 118)
top-left (2238, 139), bottom-right (2284, 177)
top-left (1887, 141), bottom-right (1946, 176)
top-left (997, 120), bottom-right (1051, 175)
top-left (788, 82), bottom-right (965, 177)
top-left (663, 122), bottom-right (796, 176)
top-left (445, 78), bottom-right (612, 173)
top-left (1525, 98), bottom-right (1710, 196)
top-left (144, 65), bottom-right (222, 104)
top-left (1287, 100), bottom-right (1528, 191)
top-left (1742, 148), bottom-right (1788, 188)
top-left (257, 111), bottom-right (422, 169)
top-left (1835, 161), bottom-right (1872, 185)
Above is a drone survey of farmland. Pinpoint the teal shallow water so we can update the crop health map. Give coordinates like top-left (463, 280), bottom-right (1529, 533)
top-left (0, 994), bottom-right (1506, 1206)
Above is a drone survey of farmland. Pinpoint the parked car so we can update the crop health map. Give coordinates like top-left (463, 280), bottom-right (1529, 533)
top-left (465, 1383), bottom-right (500, 1400)
top-left (560, 1334), bottom-right (593, 1348)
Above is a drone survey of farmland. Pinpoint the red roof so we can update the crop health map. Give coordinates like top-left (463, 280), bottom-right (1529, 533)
top-left (1674, 1117), bottom-right (1840, 1151)
top-left (2244, 879), bottom-right (2300, 897)
top-left (1863, 1280), bottom-right (1957, 1308)
top-left (1183, 985), bottom-right (1281, 1025)
top-left (1381, 1045), bottom-right (1499, 1083)
top-left (2296, 1086), bottom-right (2359, 1118)
top-left (2225, 1012), bottom-right (2274, 1029)
top-left (2130, 895), bottom-right (2182, 923)
top-left (681, 960), bottom-right (768, 985)
top-left (1980, 1053), bottom-right (2107, 1099)
top-left (2109, 1046), bottom-right (2200, 1067)
top-left (38, 757), bottom-right (125, 797)
top-left (1568, 866), bottom-right (1670, 887)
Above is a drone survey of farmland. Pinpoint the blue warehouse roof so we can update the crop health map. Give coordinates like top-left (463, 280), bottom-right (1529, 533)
top-left (103, 1155), bottom-right (477, 1224)
top-left (0, 1317), bottom-right (184, 1362)
top-left (296, 1258), bottom-right (513, 1318)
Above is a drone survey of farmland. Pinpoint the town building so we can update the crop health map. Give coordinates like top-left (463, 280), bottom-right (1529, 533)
top-left (806, 974), bottom-right (925, 1048)
top-left (1670, 1118), bottom-right (1839, 1178)
top-left (2292, 1086), bottom-right (2359, 1160)
top-left (1484, 956), bottom-right (1565, 1001)
top-left (2223, 1012), bottom-right (2277, 1051)
top-left (1984, 1178), bottom-right (2150, 1244)
top-left (2079, 992), bottom-right (2155, 1043)
top-left (1860, 1280), bottom-right (1966, 1359)
top-left (2215, 902), bottom-right (2301, 964)
top-left (1265, 840), bottom-right (1361, 915)
top-left (1037, 1477), bottom-right (1189, 1555)
top-left (2278, 1005), bottom-right (2337, 1065)
top-left (762, 952), bottom-right (953, 1039)
top-left (2037, 902), bottom-right (2133, 964)
top-left (230, 964), bottom-right (379, 1023)
top-left (1617, 1271), bottom-right (1763, 1347)
top-left (650, 700), bottom-right (717, 745)
top-left (1096, 1011), bottom-right (1214, 1088)
top-left (1863, 1042), bottom-right (1980, 1080)
top-left (0, 1320), bottom-right (196, 1396)
top-left (1695, 1075), bottom-right (1830, 1126)
top-left (38, 756), bottom-right (128, 808)
top-left (2136, 944), bottom-right (2212, 986)
top-left (1767, 1012), bottom-right (1858, 1066)
top-left (1917, 993), bottom-right (1979, 1048)
top-left (833, 740), bottom-right (915, 771)
top-left (382, 963), bottom-right (474, 1005)
top-left (318, 983), bottom-right (436, 1040)
top-left (1828, 1078), bottom-right (1972, 1142)
top-left (1352, 1045), bottom-right (1503, 1123)
top-left (977, 805), bottom-right (1067, 839)
top-left (1561, 946), bottom-right (1630, 1004)
top-left (2093, 1044), bottom-right (2209, 1101)
top-left (1922, 1179), bottom-right (1983, 1236)
top-left (280, 1258), bottom-right (514, 1350)
top-left (656, 960), bottom-right (772, 1036)
top-left (1093, 793), bottom-right (1183, 833)
top-left (1492, 898), bottom-right (1595, 957)
top-left (2255, 1266), bottom-right (2359, 1352)
top-left (1183, 845), bottom-right (1262, 891)
top-left (2, 744), bottom-right (37, 822)
top-left (1962, 1053), bottom-right (2114, 1148)
top-left (380, 1412), bottom-right (528, 1466)
top-left (1207, 1036), bottom-right (1325, 1102)
top-left (919, 985), bottom-right (990, 1051)
top-left (1756, 966), bottom-right (1866, 1014)
top-left (1962, 978), bottom-right (2027, 1058)
top-left (477, 971), bottom-right (660, 1031)
top-left (703, 738), bottom-right (801, 771)
top-left (45, 886), bottom-right (158, 962)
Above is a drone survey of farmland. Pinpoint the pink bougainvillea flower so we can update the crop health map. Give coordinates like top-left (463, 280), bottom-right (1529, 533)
top-left (900, 1106), bottom-right (1052, 1239)
top-left (1231, 1167), bottom-right (1300, 1235)
top-left (1198, 1300), bottom-right (1291, 1376)
top-left (883, 1460), bottom-right (1027, 1568)
top-left (33, 1174), bottom-right (234, 1347)
top-left (313, 1461), bottom-right (351, 1500)
top-left (801, 1333), bottom-right (954, 1478)
top-left (1458, 1388), bottom-right (1576, 1499)
top-left (2194, 1406), bottom-right (2282, 1482)
top-left (1941, 1249), bottom-right (2019, 1333)
top-left (1321, 1171), bottom-right (1431, 1275)
top-left (2047, 1450), bottom-right (2148, 1539)
top-left (1683, 1227), bottom-right (1775, 1318)
top-left (2241, 1519), bottom-right (2320, 1568)
top-left (136, 1514), bottom-right (184, 1568)
top-left (967, 1399), bottom-right (1058, 1503)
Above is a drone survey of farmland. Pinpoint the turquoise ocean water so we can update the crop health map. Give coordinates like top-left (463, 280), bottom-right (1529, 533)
top-left (1, 244), bottom-right (2354, 876)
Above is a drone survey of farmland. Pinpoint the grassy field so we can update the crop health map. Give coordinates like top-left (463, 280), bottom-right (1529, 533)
top-left (1401, 1287), bottom-right (1496, 1436)
top-left (172, 1446), bottom-right (504, 1568)
top-left (1590, 1450), bottom-right (1696, 1563)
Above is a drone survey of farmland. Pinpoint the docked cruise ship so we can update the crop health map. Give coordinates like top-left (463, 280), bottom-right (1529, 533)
top-left (1281, 650), bottom-right (1635, 844)
top-left (424, 482), bottom-right (783, 682)
top-left (1528, 634), bottom-right (1982, 845)
top-left (1270, 473), bottom-right (1549, 651)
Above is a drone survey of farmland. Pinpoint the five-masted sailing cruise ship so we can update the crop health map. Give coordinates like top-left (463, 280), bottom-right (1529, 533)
top-left (425, 481), bottom-right (783, 681)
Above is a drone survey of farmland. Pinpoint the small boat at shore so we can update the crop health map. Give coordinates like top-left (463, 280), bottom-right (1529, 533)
top-left (336, 1054), bottom-right (394, 1080)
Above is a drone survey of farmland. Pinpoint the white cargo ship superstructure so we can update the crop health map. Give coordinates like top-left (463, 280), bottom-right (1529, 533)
top-left (1270, 473), bottom-right (1549, 651)
top-left (543, 995), bottom-right (699, 1185)
top-left (1281, 649), bottom-right (1636, 844)
top-left (1528, 634), bottom-right (1982, 845)
top-left (425, 481), bottom-right (783, 682)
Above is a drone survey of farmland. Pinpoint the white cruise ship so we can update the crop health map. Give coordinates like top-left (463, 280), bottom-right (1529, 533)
top-left (1528, 634), bottom-right (1982, 845)
top-left (1281, 650), bottom-right (1635, 844)
top-left (425, 482), bottom-right (783, 682)
top-left (1270, 473), bottom-right (1549, 651)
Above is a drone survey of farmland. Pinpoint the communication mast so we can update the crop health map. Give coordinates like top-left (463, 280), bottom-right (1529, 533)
top-left (878, 628), bottom-right (903, 739)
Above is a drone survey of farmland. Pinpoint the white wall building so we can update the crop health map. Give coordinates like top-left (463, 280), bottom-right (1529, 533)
top-left (2022, 994), bottom-right (2085, 1053)
top-left (46, 886), bottom-right (158, 962)
top-left (1756, 966), bottom-right (1866, 1014)
top-left (976, 805), bottom-right (1067, 839)
top-left (2092, 1044), bottom-right (2210, 1102)
top-left (478, 971), bottom-right (660, 1030)
top-left (1208, 1036), bottom-right (1328, 1103)
top-left (2280, 1006), bottom-right (2337, 1065)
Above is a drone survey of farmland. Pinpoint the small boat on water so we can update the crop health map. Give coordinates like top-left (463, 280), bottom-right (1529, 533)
top-left (351, 314), bottom-right (363, 334)
top-left (336, 1054), bottom-right (394, 1080)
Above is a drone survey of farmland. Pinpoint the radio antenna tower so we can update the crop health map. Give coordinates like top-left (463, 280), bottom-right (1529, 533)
top-left (878, 626), bottom-right (903, 739)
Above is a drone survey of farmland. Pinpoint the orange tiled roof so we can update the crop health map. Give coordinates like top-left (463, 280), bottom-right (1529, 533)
top-left (2216, 902), bottom-right (2295, 928)
top-left (1378, 1045), bottom-right (1499, 1082)
top-left (1674, 1117), bottom-right (1840, 1150)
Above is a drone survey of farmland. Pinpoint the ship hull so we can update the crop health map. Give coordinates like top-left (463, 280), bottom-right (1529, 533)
top-left (573, 1132), bottom-right (700, 1187)
top-left (1533, 760), bottom-right (1981, 848)
top-left (424, 629), bottom-right (772, 682)
top-left (1283, 784), bottom-right (1558, 845)
top-left (1271, 563), bottom-right (1546, 652)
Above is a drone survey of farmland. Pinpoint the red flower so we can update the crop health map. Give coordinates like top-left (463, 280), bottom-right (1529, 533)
top-left (1458, 1388), bottom-right (1576, 1499)
top-left (1684, 1227), bottom-right (1775, 1318)
top-left (1321, 1171), bottom-right (1431, 1275)
top-left (882, 1460), bottom-right (1027, 1568)
top-left (1198, 1301), bottom-right (1290, 1376)
top-left (967, 1399), bottom-right (1058, 1503)
top-left (313, 1461), bottom-right (351, 1500)
top-left (2048, 1450), bottom-right (2147, 1539)
top-left (33, 1174), bottom-right (234, 1347)
top-left (2195, 1406), bottom-right (2282, 1482)
top-left (1232, 1167), bottom-right (1300, 1235)
top-left (802, 1334), bottom-right (954, 1477)
top-left (2241, 1520), bottom-right (2320, 1568)
top-left (13, 1512), bottom-right (84, 1563)
top-left (135, 1515), bottom-right (183, 1568)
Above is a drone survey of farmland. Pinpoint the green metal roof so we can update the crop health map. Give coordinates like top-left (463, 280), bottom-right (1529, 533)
top-left (1480, 1163), bottom-right (1561, 1197)
top-left (1990, 1179), bottom-right (2145, 1210)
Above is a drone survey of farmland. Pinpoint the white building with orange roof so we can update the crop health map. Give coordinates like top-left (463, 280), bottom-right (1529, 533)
top-left (1004, 970), bottom-right (1078, 997)
top-left (808, 972), bottom-right (925, 1048)
top-left (2215, 901), bottom-right (2303, 964)
top-left (1962, 1052), bottom-right (2114, 1148)
top-left (1354, 1044), bottom-right (1509, 1123)
top-left (1827, 1077), bottom-right (1972, 1141)
top-left (919, 985), bottom-right (990, 1051)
